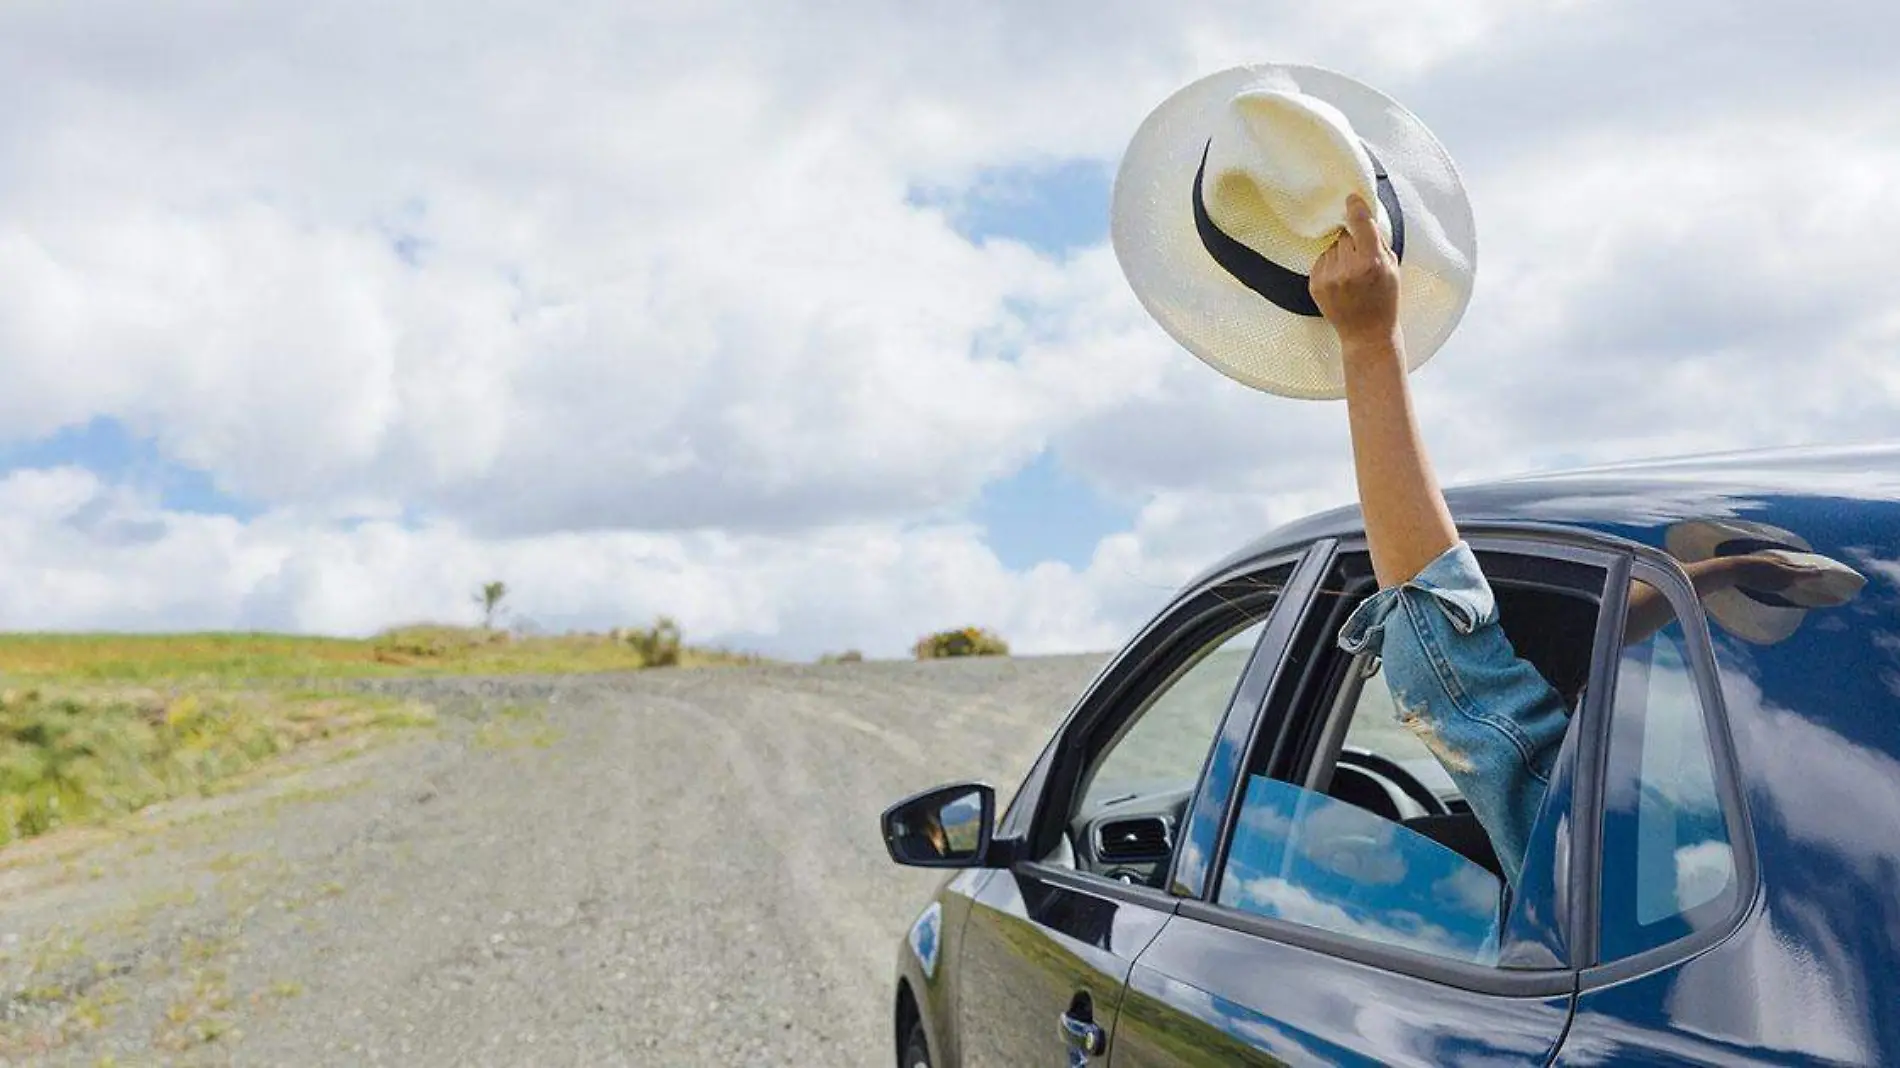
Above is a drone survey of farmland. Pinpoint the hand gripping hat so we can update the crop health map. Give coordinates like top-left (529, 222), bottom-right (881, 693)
top-left (1664, 518), bottom-right (1868, 646)
top-left (1112, 64), bottom-right (1477, 399)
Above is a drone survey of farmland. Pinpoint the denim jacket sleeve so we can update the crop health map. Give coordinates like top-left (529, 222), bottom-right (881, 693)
top-left (1336, 541), bottom-right (1570, 886)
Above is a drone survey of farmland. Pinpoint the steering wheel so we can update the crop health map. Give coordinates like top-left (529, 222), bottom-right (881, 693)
top-left (1336, 748), bottom-right (1451, 817)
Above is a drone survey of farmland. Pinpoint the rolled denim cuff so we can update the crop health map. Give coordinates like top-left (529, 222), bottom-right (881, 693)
top-left (1338, 541), bottom-right (1498, 655)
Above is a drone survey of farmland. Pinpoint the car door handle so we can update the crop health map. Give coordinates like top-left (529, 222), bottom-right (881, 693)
top-left (1058, 1011), bottom-right (1106, 1057)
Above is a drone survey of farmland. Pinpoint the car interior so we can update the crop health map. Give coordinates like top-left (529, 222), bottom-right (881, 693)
top-left (1300, 579), bottom-right (1601, 882)
top-left (1299, 573), bottom-right (1596, 881)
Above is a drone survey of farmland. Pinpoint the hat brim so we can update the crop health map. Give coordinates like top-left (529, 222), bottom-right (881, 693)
top-left (1112, 64), bottom-right (1477, 400)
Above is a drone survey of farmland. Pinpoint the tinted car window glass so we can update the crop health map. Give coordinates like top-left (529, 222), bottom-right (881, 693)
top-left (1062, 613), bottom-right (1270, 886)
top-left (1080, 618), bottom-right (1267, 812)
top-left (1599, 580), bottom-right (1738, 961)
top-left (1217, 774), bottom-right (1502, 963)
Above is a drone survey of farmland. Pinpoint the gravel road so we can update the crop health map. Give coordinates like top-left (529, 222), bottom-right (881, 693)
top-left (0, 655), bottom-right (1105, 1067)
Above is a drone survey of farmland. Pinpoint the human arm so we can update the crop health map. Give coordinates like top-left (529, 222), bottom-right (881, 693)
top-left (1310, 193), bottom-right (1458, 589)
top-left (1314, 194), bottom-right (1565, 888)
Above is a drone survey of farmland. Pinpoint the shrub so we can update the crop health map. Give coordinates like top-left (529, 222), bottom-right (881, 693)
top-left (818, 649), bottom-right (865, 664)
top-left (912, 627), bottom-right (1009, 660)
top-left (618, 617), bottom-right (683, 667)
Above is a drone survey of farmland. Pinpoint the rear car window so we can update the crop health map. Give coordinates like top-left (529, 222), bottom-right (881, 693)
top-left (1598, 579), bottom-right (1739, 961)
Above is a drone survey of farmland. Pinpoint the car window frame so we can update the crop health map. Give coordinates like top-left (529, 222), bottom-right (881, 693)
top-left (1576, 548), bottom-right (1762, 987)
top-left (1177, 527), bottom-right (1629, 997)
top-left (1004, 542), bottom-right (1329, 911)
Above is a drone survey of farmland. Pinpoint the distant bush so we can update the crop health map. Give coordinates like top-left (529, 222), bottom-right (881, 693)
top-left (912, 627), bottom-right (1009, 660)
top-left (372, 624), bottom-right (510, 664)
top-left (818, 649), bottom-right (864, 664)
top-left (613, 617), bottom-right (683, 668)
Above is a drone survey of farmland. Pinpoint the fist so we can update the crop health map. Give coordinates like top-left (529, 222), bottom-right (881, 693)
top-left (1309, 193), bottom-right (1400, 347)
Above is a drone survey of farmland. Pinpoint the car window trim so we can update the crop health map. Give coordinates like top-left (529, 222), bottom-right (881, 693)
top-left (1019, 860), bottom-right (1186, 917)
top-left (1172, 899), bottom-right (1580, 998)
top-left (1170, 540), bottom-right (1337, 899)
top-left (1190, 528), bottom-right (1626, 988)
top-left (1565, 550), bottom-right (1630, 969)
top-left (1022, 544), bottom-right (1322, 877)
top-left (995, 549), bottom-right (1300, 845)
top-left (1577, 549), bottom-right (1763, 990)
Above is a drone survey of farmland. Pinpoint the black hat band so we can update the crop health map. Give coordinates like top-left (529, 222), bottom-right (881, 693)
top-left (1192, 138), bottom-right (1407, 318)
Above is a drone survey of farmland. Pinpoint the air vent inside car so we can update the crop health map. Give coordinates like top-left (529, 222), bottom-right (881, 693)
top-left (1095, 816), bottom-right (1171, 862)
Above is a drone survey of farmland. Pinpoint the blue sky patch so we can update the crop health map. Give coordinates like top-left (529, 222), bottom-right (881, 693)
top-left (0, 417), bottom-right (261, 519)
top-left (912, 157), bottom-right (1111, 258)
top-left (974, 450), bottom-right (1134, 571)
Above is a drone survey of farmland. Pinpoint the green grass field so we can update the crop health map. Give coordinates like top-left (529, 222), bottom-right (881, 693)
top-left (0, 625), bottom-right (760, 685)
top-left (0, 625), bottom-right (760, 848)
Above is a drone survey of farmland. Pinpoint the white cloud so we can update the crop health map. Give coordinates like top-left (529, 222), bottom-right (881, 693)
top-left (0, 467), bottom-right (1201, 657)
top-left (1, 0), bottom-right (1898, 647)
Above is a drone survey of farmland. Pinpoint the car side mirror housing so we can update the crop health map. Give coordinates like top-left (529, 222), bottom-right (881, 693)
top-left (881, 782), bottom-right (997, 868)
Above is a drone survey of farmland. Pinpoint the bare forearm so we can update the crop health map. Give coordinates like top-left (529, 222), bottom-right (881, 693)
top-left (1309, 193), bottom-right (1458, 589)
top-left (1342, 335), bottom-right (1459, 588)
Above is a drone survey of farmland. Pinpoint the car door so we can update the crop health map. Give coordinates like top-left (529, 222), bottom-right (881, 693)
top-left (953, 548), bottom-right (1326, 1067)
top-left (1112, 536), bottom-right (1618, 1066)
top-left (1554, 558), bottom-right (1767, 1065)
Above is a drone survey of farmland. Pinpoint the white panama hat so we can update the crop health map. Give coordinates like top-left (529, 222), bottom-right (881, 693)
top-left (1112, 63), bottom-right (1477, 399)
top-left (1663, 518), bottom-right (1868, 646)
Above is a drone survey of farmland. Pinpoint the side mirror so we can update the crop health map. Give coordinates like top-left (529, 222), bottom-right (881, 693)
top-left (880, 782), bottom-right (995, 868)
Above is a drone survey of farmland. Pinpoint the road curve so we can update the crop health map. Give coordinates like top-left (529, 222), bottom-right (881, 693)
top-left (0, 655), bottom-right (1103, 1067)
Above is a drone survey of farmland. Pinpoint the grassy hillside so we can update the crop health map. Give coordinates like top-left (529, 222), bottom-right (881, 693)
top-left (0, 686), bottom-right (434, 848)
top-left (0, 624), bottom-right (761, 848)
top-left (0, 625), bottom-right (760, 685)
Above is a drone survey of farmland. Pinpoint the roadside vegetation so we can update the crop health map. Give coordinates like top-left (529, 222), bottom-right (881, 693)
top-left (0, 613), bottom-right (759, 848)
top-left (912, 626), bottom-right (1011, 659)
top-left (0, 620), bottom-right (758, 685)
top-left (0, 685), bottom-right (433, 848)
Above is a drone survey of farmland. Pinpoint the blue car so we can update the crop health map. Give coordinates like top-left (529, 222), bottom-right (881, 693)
top-left (881, 444), bottom-right (1900, 1066)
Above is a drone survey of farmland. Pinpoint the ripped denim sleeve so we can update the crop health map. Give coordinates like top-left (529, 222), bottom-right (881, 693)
top-left (1337, 541), bottom-right (1570, 886)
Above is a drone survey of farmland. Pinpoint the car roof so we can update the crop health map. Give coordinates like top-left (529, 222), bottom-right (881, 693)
top-left (1194, 442), bottom-right (1900, 583)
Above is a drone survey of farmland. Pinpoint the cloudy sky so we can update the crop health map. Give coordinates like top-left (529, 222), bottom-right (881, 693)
top-left (2, 1), bottom-right (1896, 658)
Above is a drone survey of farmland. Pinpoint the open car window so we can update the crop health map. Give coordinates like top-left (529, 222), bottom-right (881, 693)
top-left (1209, 543), bottom-right (1609, 970)
top-left (1337, 657), bottom-right (1466, 805)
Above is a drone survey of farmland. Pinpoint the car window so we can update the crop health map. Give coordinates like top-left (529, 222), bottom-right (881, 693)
top-left (1079, 619), bottom-right (1266, 813)
top-left (1339, 660), bottom-right (1460, 810)
top-left (1217, 658), bottom-right (1505, 965)
top-left (1598, 578), bottom-right (1738, 961)
top-left (1217, 774), bottom-right (1502, 963)
top-left (1052, 583), bottom-right (1280, 887)
top-left (1211, 547), bottom-right (1606, 969)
